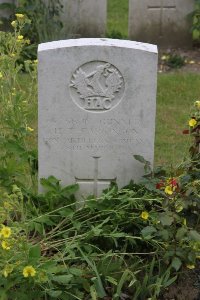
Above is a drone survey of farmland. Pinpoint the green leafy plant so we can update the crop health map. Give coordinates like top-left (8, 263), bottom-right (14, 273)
top-left (0, 14), bottom-right (37, 192)
top-left (0, 0), bottom-right (64, 60)
top-left (161, 53), bottom-right (186, 69)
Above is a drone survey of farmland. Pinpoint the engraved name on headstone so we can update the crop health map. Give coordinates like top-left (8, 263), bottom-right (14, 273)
top-left (38, 39), bottom-right (158, 198)
top-left (129, 0), bottom-right (194, 47)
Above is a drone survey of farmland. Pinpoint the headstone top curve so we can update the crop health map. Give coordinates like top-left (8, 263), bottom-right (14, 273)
top-left (38, 38), bottom-right (158, 54)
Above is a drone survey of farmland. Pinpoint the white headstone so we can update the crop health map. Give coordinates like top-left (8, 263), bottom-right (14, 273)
top-left (38, 38), bottom-right (157, 199)
top-left (129, 0), bottom-right (194, 47)
top-left (62, 0), bottom-right (107, 38)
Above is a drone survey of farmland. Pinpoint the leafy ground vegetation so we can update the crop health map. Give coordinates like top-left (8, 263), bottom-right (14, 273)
top-left (0, 15), bottom-right (200, 300)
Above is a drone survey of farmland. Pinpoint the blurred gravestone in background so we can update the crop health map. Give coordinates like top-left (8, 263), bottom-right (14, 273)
top-left (129, 0), bottom-right (195, 47)
top-left (0, 0), bottom-right (107, 39)
top-left (61, 0), bottom-right (107, 38)
top-left (0, 0), bottom-right (15, 30)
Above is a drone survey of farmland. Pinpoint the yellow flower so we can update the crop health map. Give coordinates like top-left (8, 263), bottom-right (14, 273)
top-left (1, 241), bottom-right (11, 250)
top-left (189, 118), bottom-right (197, 128)
top-left (161, 55), bottom-right (167, 60)
top-left (17, 35), bottom-right (24, 41)
top-left (2, 265), bottom-right (13, 278)
top-left (0, 72), bottom-right (3, 79)
top-left (195, 100), bottom-right (200, 109)
top-left (23, 265), bottom-right (36, 277)
top-left (1, 225), bottom-right (11, 238)
top-left (26, 39), bottom-right (30, 45)
top-left (140, 211), bottom-right (149, 220)
top-left (11, 20), bottom-right (17, 27)
top-left (11, 53), bottom-right (16, 57)
top-left (186, 264), bottom-right (195, 269)
top-left (164, 185), bottom-right (173, 195)
top-left (34, 59), bottom-right (38, 64)
top-left (27, 126), bottom-right (34, 132)
top-left (15, 13), bottom-right (24, 19)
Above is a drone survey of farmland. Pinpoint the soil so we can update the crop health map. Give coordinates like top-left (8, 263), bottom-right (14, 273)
top-left (158, 47), bottom-right (200, 74)
top-left (160, 267), bottom-right (200, 300)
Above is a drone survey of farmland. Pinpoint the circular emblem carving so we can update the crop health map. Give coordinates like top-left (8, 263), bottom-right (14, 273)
top-left (70, 61), bottom-right (125, 112)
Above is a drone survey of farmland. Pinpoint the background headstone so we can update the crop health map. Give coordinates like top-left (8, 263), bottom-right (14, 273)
top-left (129, 0), bottom-right (194, 47)
top-left (38, 38), bottom-right (157, 199)
top-left (0, 0), bottom-right (15, 30)
top-left (61, 0), bottom-right (107, 38)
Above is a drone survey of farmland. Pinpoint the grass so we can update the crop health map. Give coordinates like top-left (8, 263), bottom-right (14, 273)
top-left (107, 0), bottom-right (128, 38)
top-left (155, 73), bottom-right (200, 166)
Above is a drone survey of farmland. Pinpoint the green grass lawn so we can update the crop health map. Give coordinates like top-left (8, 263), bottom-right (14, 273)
top-left (107, 0), bottom-right (129, 38)
top-left (155, 73), bottom-right (200, 166)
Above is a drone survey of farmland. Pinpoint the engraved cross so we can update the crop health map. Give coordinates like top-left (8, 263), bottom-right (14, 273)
top-left (148, 0), bottom-right (176, 37)
top-left (75, 156), bottom-right (116, 197)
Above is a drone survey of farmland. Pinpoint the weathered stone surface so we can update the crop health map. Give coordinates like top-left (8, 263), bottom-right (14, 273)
top-left (129, 0), bottom-right (194, 47)
top-left (61, 0), bottom-right (107, 38)
top-left (38, 38), bottom-right (157, 199)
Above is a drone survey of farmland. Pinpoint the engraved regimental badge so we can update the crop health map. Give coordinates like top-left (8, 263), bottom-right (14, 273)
top-left (70, 61), bottom-right (125, 112)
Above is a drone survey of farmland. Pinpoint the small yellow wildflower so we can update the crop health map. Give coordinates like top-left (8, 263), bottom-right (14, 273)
top-left (3, 270), bottom-right (8, 277)
top-left (164, 185), bottom-right (173, 195)
top-left (23, 265), bottom-right (36, 278)
top-left (11, 20), bottom-right (17, 27)
top-left (0, 72), bottom-right (3, 79)
top-left (2, 265), bottom-right (13, 278)
top-left (27, 126), bottom-right (34, 132)
top-left (17, 35), bottom-right (24, 41)
top-left (34, 59), bottom-right (38, 64)
top-left (15, 13), bottom-right (24, 19)
top-left (189, 118), bottom-right (197, 128)
top-left (1, 225), bottom-right (11, 238)
top-left (26, 39), bottom-right (31, 45)
top-left (140, 211), bottom-right (149, 220)
top-left (1, 241), bottom-right (11, 250)
top-left (186, 264), bottom-right (195, 269)
top-left (195, 100), bottom-right (200, 109)
top-left (161, 55), bottom-right (167, 60)
top-left (11, 53), bottom-right (16, 57)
